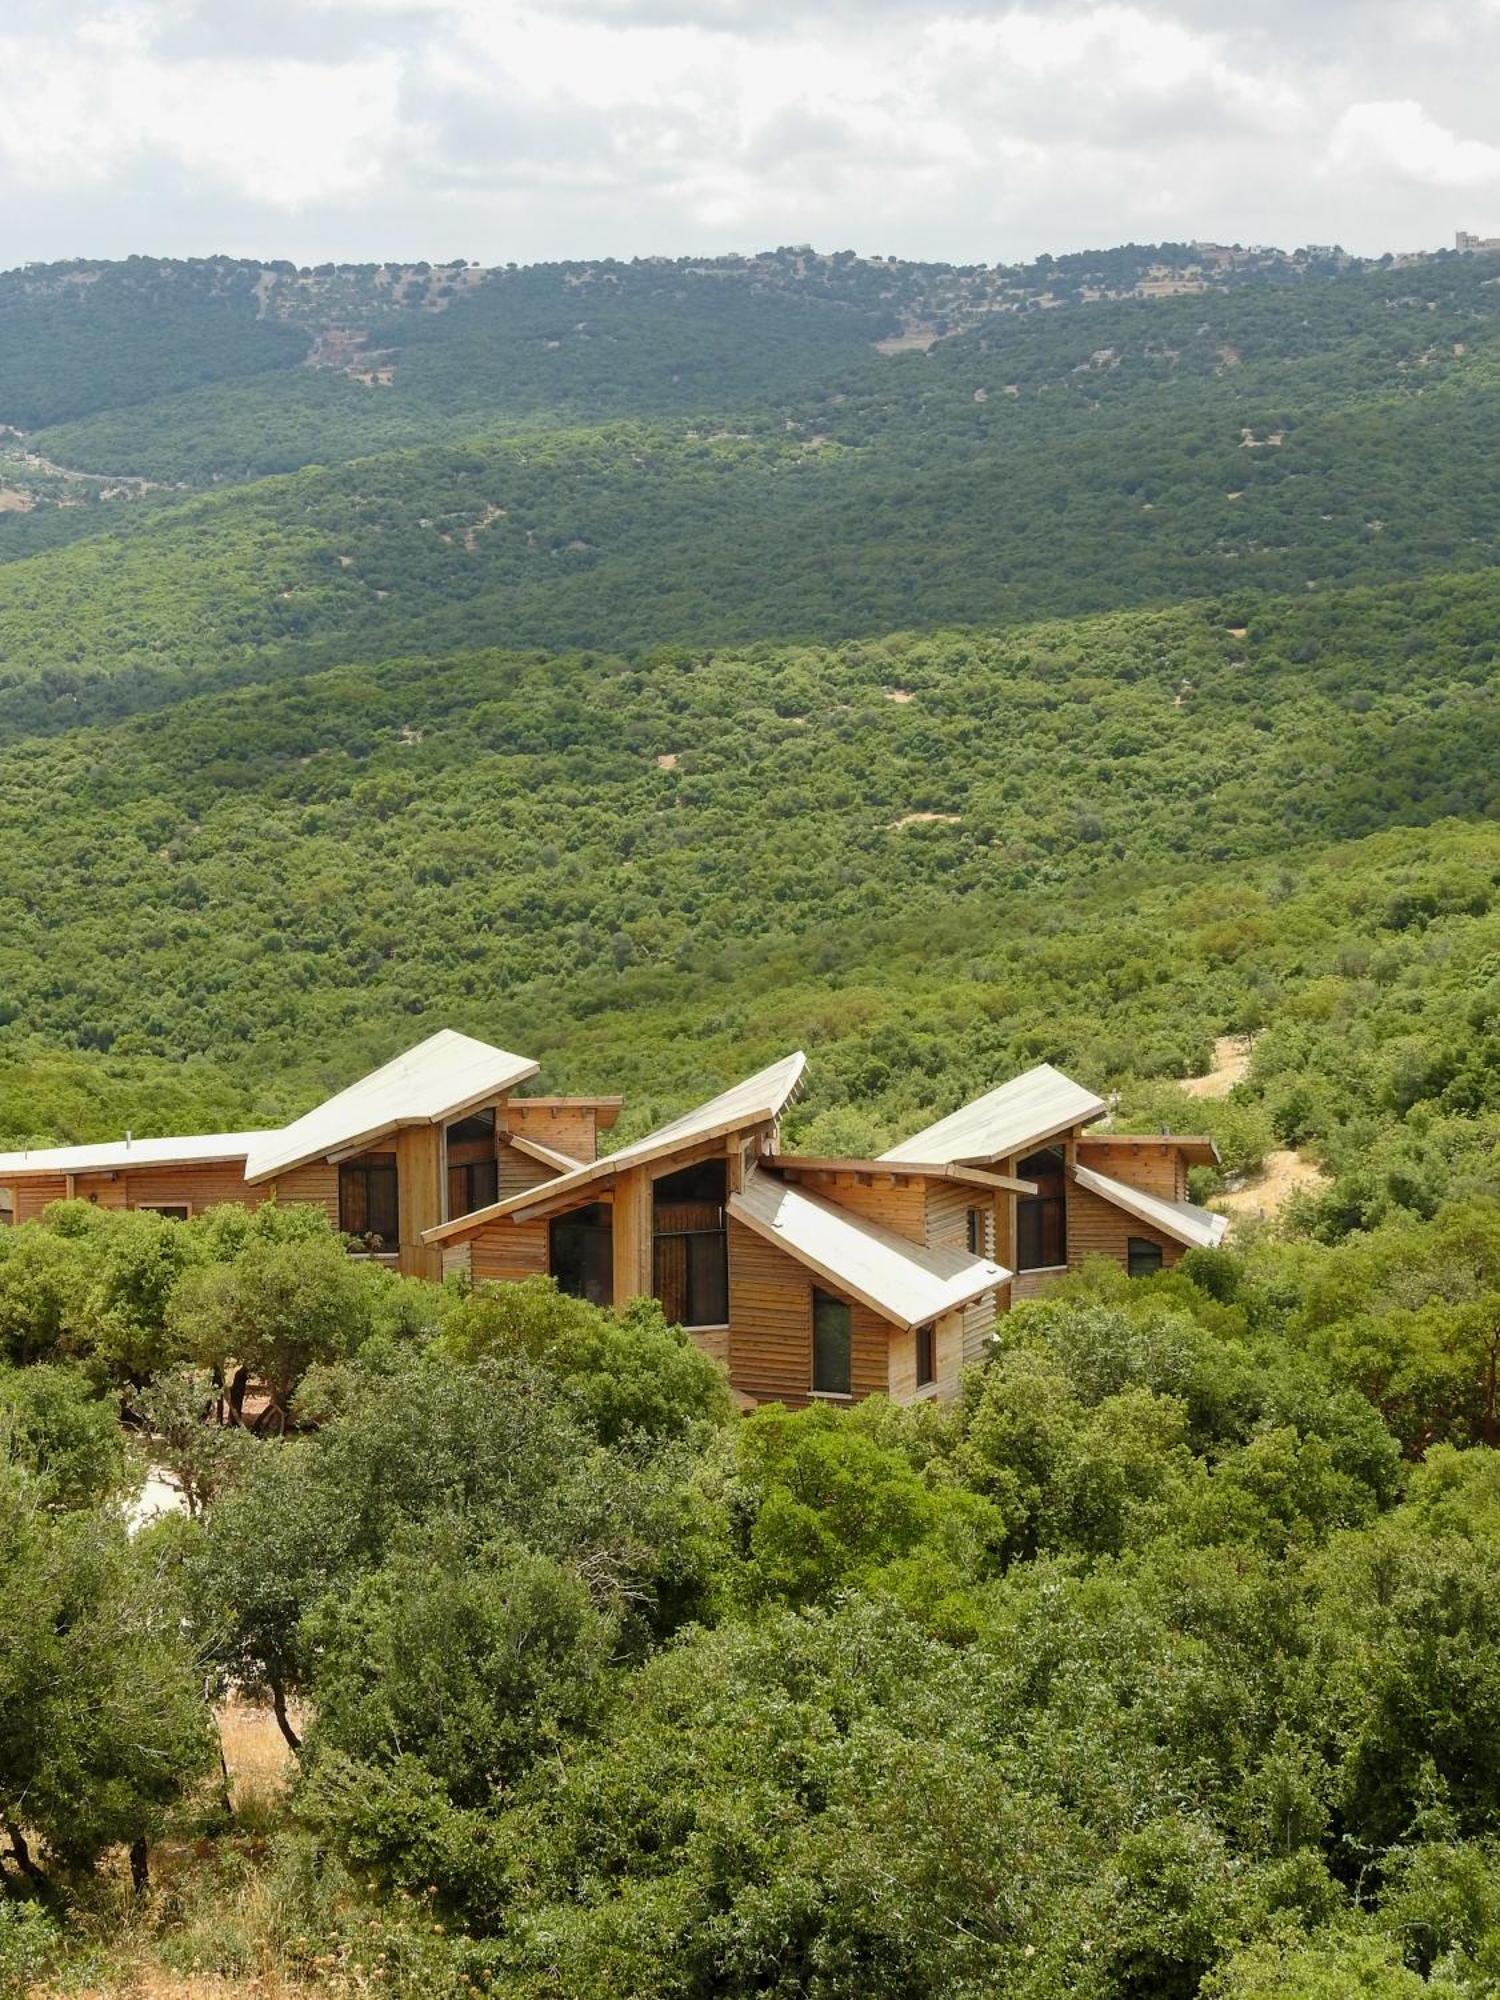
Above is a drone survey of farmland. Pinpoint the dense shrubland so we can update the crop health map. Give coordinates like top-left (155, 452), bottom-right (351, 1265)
top-left (3, 256), bottom-right (1500, 736)
top-left (8, 1203), bottom-right (1500, 1993)
top-left (5, 568), bottom-right (1500, 1244)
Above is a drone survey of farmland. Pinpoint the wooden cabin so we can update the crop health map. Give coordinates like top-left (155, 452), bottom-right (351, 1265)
top-left (427, 1055), bottom-right (1226, 1409)
top-left (880, 1064), bottom-right (1225, 1305)
top-left (0, 1030), bottom-right (620, 1282)
top-left (2, 1031), bottom-right (1225, 1410)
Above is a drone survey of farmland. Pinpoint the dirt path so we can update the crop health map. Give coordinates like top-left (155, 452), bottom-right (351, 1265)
top-left (1180, 1034), bottom-right (1329, 1223)
top-left (1182, 1034), bottom-right (1252, 1098)
top-left (1217, 1147), bottom-right (1328, 1224)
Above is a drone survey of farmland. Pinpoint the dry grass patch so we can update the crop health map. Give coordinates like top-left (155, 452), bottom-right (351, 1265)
top-left (217, 1700), bottom-right (300, 1811)
top-left (51, 1974), bottom-right (327, 1999)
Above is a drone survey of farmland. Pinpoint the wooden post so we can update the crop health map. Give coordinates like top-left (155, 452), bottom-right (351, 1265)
top-left (611, 1165), bottom-right (653, 1306)
top-left (395, 1126), bottom-right (444, 1281)
top-left (994, 1155), bottom-right (1017, 1317)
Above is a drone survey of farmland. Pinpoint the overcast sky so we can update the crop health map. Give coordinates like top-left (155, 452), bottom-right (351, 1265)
top-left (3, 0), bottom-right (1500, 269)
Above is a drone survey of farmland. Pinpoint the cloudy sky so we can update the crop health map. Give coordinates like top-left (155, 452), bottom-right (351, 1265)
top-left (3, 0), bottom-right (1500, 268)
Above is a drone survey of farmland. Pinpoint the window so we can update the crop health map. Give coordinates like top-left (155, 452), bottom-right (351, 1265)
top-left (1128, 1236), bottom-right (1164, 1279)
top-left (445, 1107), bottom-right (498, 1219)
top-left (965, 1206), bottom-right (984, 1255)
top-left (138, 1203), bottom-right (189, 1222)
top-left (550, 1202), bottom-right (613, 1307)
top-left (447, 1157), bottom-right (498, 1218)
top-left (653, 1159), bottom-right (728, 1327)
top-left (1016, 1147), bottom-right (1067, 1270)
top-left (915, 1321), bottom-right (936, 1388)
top-left (447, 1107), bottom-right (496, 1145)
top-left (339, 1154), bottom-right (399, 1251)
top-left (812, 1287), bottom-right (852, 1396)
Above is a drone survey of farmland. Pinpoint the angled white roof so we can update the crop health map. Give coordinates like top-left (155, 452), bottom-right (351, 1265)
top-left (1073, 1163), bottom-right (1228, 1251)
top-left (244, 1029), bottom-right (538, 1184)
top-left (426, 1050), bottom-right (807, 1242)
top-left (0, 1131), bottom-right (269, 1180)
top-left (729, 1167), bottom-right (1009, 1330)
top-left (881, 1063), bottom-right (1107, 1167)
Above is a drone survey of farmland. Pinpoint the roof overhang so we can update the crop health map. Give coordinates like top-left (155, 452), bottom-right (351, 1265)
top-left (426, 1051), bottom-right (807, 1246)
top-left (1071, 1163), bottom-right (1228, 1251)
top-left (244, 1031), bottom-right (539, 1183)
top-left (510, 1096), bottom-right (624, 1130)
top-left (880, 1063), bottom-right (1109, 1170)
top-left (1080, 1131), bottom-right (1222, 1167)
top-left (426, 1112), bottom-right (763, 1241)
top-left (729, 1170), bottom-right (1010, 1331)
top-left (505, 1133), bottom-right (590, 1176)
top-left (767, 1156), bottom-right (1038, 1195)
top-left (0, 1134), bottom-right (267, 1180)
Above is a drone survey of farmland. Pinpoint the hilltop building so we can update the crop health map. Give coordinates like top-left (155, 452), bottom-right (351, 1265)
top-left (0, 1030), bottom-right (1224, 1408)
top-left (1456, 231), bottom-right (1500, 254)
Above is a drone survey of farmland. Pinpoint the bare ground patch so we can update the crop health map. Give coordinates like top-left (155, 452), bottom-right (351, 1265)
top-left (1219, 1148), bottom-right (1328, 1225)
top-left (1182, 1035), bottom-right (1252, 1099)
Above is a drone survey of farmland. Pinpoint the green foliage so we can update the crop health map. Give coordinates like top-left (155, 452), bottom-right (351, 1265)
top-left (441, 1277), bottom-right (733, 1445)
top-left (0, 1466), bottom-right (213, 1884)
top-left (0, 1902), bottom-right (58, 1999)
top-left (1203, 1929), bottom-right (1460, 1999)
top-left (732, 1400), bottom-right (999, 1610)
top-left (0, 1225), bottom-right (89, 1365)
top-left (132, 1365), bottom-right (254, 1514)
top-left (0, 1362), bottom-right (123, 1510)
top-left (169, 1230), bottom-right (375, 1423)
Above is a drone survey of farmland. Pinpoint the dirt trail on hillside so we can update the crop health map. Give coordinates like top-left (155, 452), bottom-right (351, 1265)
top-left (1218, 1147), bottom-right (1328, 1223)
top-left (1182, 1034), bottom-right (1251, 1098)
top-left (1181, 1035), bottom-right (1329, 1223)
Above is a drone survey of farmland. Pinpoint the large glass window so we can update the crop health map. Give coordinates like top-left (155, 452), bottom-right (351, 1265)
top-left (1128, 1236), bottom-right (1164, 1279)
top-left (812, 1287), bottom-right (852, 1396)
top-left (1016, 1147), bottom-right (1067, 1271)
top-left (965, 1206), bottom-right (984, 1255)
top-left (550, 1203), bottom-right (614, 1307)
top-left (445, 1108), bottom-right (498, 1219)
top-left (447, 1157), bottom-right (498, 1217)
top-left (339, 1154), bottom-right (399, 1250)
top-left (653, 1159), bottom-right (728, 1327)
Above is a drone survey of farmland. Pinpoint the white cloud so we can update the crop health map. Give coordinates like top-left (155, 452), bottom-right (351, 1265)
top-left (1327, 101), bottom-right (1500, 191)
top-left (0, 0), bottom-right (1498, 263)
top-left (0, 31), bottom-right (402, 205)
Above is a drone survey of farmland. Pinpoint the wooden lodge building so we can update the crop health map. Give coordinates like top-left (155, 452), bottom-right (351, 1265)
top-left (0, 1029), bottom-right (1225, 1409)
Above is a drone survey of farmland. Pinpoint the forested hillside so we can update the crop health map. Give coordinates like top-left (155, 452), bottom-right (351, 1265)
top-left (8, 241), bottom-right (1500, 1997)
top-left (3, 252), bottom-right (1499, 736)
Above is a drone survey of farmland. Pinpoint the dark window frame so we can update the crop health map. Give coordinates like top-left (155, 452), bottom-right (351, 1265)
top-left (1016, 1146), bottom-right (1068, 1272)
top-left (137, 1202), bottom-right (189, 1222)
top-left (652, 1159), bottom-right (729, 1329)
top-left (550, 1201), bottom-right (614, 1308)
top-left (965, 1206), bottom-right (984, 1255)
top-left (447, 1156), bottom-right (499, 1219)
top-left (339, 1155), bottom-right (399, 1251)
top-left (915, 1321), bottom-right (936, 1388)
top-left (1127, 1236), bottom-right (1165, 1279)
top-left (812, 1286), bottom-right (853, 1397)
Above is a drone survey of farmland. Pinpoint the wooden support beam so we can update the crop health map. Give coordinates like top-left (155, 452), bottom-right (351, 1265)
top-left (395, 1125), bottom-right (444, 1281)
top-left (611, 1164), bottom-right (653, 1306)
